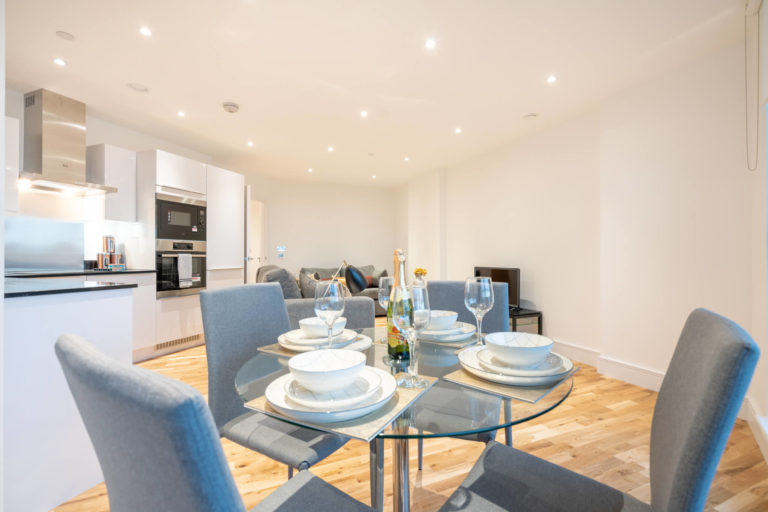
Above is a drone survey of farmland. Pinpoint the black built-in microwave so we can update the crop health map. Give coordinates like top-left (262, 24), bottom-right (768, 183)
top-left (156, 194), bottom-right (206, 241)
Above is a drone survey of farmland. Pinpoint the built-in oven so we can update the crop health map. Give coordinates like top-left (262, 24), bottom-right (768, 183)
top-left (156, 192), bottom-right (206, 242)
top-left (156, 240), bottom-right (207, 298)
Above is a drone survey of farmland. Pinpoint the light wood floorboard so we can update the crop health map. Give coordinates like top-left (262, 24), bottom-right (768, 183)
top-left (53, 320), bottom-right (768, 511)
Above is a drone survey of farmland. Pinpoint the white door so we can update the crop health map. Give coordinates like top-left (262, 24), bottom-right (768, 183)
top-left (245, 188), bottom-right (266, 283)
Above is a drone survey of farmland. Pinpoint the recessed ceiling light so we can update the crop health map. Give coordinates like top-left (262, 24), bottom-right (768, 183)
top-left (56, 31), bottom-right (75, 41)
top-left (177, 110), bottom-right (185, 117)
top-left (127, 82), bottom-right (149, 93)
top-left (247, 141), bottom-right (254, 147)
top-left (425, 38), bottom-right (437, 50)
top-left (327, 146), bottom-right (334, 152)
top-left (139, 26), bottom-right (152, 37)
top-left (307, 168), bottom-right (313, 173)
top-left (547, 74), bottom-right (557, 84)
top-left (372, 175), bottom-right (377, 179)
top-left (454, 127), bottom-right (462, 135)
top-left (360, 110), bottom-right (368, 118)
top-left (53, 58), bottom-right (67, 67)
top-left (404, 157), bottom-right (410, 162)
top-left (523, 113), bottom-right (539, 120)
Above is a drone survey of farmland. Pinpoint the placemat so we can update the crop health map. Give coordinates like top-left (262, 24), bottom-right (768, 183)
top-left (442, 366), bottom-right (578, 404)
top-left (245, 375), bottom-right (437, 442)
top-left (258, 343), bottom-right (297, 358)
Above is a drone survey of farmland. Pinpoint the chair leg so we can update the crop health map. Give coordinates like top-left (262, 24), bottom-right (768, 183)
top-left (418, 429), bottom-right (424, 471)
top-left (288, 465), bottom-right (293, 479)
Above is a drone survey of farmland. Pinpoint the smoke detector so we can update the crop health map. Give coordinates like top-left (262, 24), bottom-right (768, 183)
top-left (222, 102), bottom-right (240, 114)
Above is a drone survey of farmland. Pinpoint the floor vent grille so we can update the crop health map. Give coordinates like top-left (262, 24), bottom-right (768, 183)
top-left (155, 334), bottom-right (201, 351)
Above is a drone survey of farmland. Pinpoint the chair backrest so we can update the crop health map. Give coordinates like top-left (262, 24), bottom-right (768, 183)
top-left (285, 296), bottom-right (375, 330)
top-left (55, 334), bottom-right (246, 512)
top-left (427, 280), bottom-right (510, 333)
top-left (201, 283), bottom-right (291, 428)
top-left (650, 308), bottom-right (759, 512)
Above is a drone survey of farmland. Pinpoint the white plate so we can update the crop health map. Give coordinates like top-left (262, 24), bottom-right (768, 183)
top-left (265, 367), bottom-right (396, 423)
top-left (419, 322), bottom-right (476, 342)
top-left (278, 334), bottom-right (373, 353)
top-left (458, 346), bottom-right (571, 387)
top-left (284, 367), bottom-right (382, 411)
top-left (476, 349), bottom-right (573, 377)
top-left (283, 328), bottom-right (358, 346)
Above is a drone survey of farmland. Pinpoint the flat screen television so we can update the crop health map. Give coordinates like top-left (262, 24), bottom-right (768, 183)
top-left (474, 266), bottom-right (521, 310)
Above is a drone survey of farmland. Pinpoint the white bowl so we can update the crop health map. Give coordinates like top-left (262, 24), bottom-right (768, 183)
top-left (299, 316), bottom-right (347, 338)
top-left (427, 310), bottom-right (459, 331)
top-left (288, 349), bottom-right (366, 393)
top-left (484, 332), bottom-right (553, 367)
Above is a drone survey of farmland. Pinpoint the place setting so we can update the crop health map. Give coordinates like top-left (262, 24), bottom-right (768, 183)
top-left (260, 279), bottom-right (373, 357)
top-left (446, 330), bottom-right (578, 403)
top-left (246, 346), bottom-right (436, 441)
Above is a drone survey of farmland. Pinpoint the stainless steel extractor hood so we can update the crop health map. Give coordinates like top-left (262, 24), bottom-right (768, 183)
top-left (22, 89), bottom-right (117, 195)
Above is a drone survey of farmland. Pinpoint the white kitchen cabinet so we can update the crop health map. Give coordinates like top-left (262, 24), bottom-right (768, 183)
top-left (207, 268), bottom-right (244, 291)
top-left (155, 294), bottom-right (203, 346)
top-left (85, 272), bottom-right (156, 358)
top-left (5, 116), bottom-right (19, 212)
top-left (86, 144), bottom-right (137, 221)
top-left (206, 165), bottom-right (244, 270)
top-left (155, 150), bottom-right (206, 194)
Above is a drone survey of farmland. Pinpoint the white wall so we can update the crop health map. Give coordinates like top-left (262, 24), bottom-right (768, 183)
top-left (246, 173), bottom-right (396, 276)
top-left (436, 111), bottom-right (602, 356)
top-left (404, 40), bottom-right (762, 398)
top-left (407, 170), bottom-right (443, 280)
top-left (599, 42), bottom-right (752, 381)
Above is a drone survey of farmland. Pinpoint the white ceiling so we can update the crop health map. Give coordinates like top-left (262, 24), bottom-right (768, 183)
top-left (7, 0), bottom-right (744, 186)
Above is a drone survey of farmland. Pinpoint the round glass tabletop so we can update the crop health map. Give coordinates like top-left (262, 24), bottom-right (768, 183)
top-left (234, 327), bottom-right (573, 440)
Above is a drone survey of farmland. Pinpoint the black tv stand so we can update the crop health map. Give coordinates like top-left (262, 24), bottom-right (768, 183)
top-left (508, 307), bottom-right (543, 334)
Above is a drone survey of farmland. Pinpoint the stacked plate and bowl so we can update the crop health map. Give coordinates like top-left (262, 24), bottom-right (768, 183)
top-left (277, 317), bottom-right (372, 352)
top-left (265, 349), bottom-right (397, 423)
top-left (458, 332), bottom-right (574, 386)
top-left (418, 310), bottom-right (476, 345)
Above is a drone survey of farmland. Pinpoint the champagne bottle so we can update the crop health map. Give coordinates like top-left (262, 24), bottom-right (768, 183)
top-left (387, 249), bottom-right (411, 360)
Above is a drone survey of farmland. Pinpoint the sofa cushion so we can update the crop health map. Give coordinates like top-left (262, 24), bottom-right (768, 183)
top-left (264, 268), bottom-right (302, 299)
top-left (299, 271), bottom-right (319, 299)
top-left (372, 268), bottom-right (388, 287)
top-left (357, 265), bottom-right (375, 276)
top-left (299, 267), bottom-right (337, 280)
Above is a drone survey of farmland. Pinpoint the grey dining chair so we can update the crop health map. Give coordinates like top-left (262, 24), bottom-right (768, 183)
top-left (427, 280), bottom-right (510, 333)
top-left (200, 283), bottom-right (348, 478)
top-left (438, 308), bottom-right (760, 512)
top-left (285, 296), bottom-right (375, 330)
top-left (415, 280), bottom-right (510, 470)
top-left (54, 334), bottom-right (371, 512)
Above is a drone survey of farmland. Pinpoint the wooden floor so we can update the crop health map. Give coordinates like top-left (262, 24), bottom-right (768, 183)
top-left (53, 322), bottom-right (768, 511)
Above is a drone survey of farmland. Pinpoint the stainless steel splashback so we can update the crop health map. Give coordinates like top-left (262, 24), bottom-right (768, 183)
top-left (5, 216), bottom-right (84, 273)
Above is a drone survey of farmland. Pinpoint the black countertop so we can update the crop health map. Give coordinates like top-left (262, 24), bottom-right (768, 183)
top-left (6, 269), bottom-right (156, 278)
top-left (5, 278), bottom-right (138, 298)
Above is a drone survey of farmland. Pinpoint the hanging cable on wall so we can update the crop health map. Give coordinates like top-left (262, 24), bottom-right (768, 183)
top-left (745, 0), bottom-right (762, 171)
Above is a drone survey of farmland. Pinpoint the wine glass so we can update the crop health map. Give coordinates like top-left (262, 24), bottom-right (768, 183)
top-left (314, 279), bottom-right (346, 348)
top-left (391, 284), bottom-right (430, 388)
top-left (377, 277), bottom-right (392, 342)
top-left (464, 277), bottom-right (494, 345)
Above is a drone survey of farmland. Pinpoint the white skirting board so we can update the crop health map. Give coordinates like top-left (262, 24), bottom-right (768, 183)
top-left (553, 337), bottom-right (763, 462)
top-left (743, 398), bottom-right (768, 462)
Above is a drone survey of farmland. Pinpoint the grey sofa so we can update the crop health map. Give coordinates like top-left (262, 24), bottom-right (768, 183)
top-left (257, 264), bottom-right (388, 316)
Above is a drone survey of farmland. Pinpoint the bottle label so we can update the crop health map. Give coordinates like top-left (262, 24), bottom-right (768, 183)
top-left (387, 317), bottom-right (409, 360)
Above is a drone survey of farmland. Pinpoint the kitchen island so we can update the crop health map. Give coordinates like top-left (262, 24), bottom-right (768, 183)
top-left (3, 278), bottom-right (136, 512)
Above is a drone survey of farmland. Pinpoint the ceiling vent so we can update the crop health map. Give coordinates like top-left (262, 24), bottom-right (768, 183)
top-left (222, 102), bottom-right (239, 114)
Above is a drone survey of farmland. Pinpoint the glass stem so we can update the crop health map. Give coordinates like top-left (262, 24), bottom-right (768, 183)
top-left (475, 314), bottom-right (483, 345)
top-left (407, 332), bottom-right (417, 377)
top-left (327, 324), bottom-right (333, 349)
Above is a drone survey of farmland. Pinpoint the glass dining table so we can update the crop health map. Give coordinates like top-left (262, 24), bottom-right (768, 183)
top-left (235, 327), bottom-right (573, 512)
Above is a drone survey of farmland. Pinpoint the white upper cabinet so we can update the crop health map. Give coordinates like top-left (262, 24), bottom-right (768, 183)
top-left (86, 144), bottom-right (137, 221)
top-left (206, 165), bottom-right (244, 269)
top-left (5, 116), bottom-right (19, 212)
top-left (155, 150), bottom-right (206, 194)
